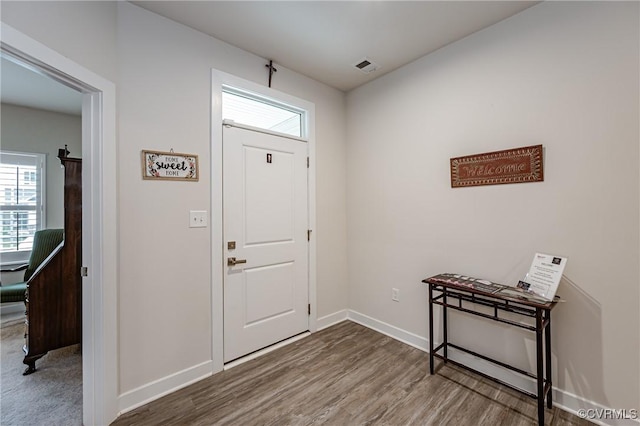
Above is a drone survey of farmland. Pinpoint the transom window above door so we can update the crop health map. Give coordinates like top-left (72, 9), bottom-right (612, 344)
top-left (222, 89), bottom-right (303, 138)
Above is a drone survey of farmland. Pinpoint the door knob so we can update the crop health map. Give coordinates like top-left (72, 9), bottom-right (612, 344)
top-left (227, 257), bottom-right (247, 266)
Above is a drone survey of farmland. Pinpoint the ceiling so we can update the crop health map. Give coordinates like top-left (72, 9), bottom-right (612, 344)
top-left (133, 1), bottom-right (540, 92)
top-left (1, 56), bottom-right (82, 115)
top-left (0, 1), bottom-right (539, 115)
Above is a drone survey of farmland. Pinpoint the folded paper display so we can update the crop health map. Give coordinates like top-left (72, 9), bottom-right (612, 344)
top-left (519, 253), bottom-right (568, 301)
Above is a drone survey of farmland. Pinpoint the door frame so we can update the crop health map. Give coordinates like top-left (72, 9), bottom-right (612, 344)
top-left (211, 69), bottom-right (317, 373)
top-left (1, 23), bottom-right (118, 425)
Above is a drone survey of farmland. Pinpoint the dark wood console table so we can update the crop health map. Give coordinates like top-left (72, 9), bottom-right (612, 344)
top-left (423, 274), bottom-right (559, 426)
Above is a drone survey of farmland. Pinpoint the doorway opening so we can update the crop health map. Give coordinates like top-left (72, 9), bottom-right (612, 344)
top-left (1, 24), bottom-right (118, 425)
top-left (0, 53), bottom-right (83, 423)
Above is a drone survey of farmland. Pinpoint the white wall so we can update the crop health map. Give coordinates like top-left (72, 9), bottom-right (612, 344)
top-left (0, 104), bottom-right (81, 284)
top-left (0, 1), bottom-right (118, 82)
top-left (115, 2), bottom-right (347, 396)
top-left (346, 1), bottom-right (639, 412)
top-left (0, 103), bottom-right (82, 230)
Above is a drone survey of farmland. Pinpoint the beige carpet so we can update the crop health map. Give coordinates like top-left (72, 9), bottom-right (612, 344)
top-left (1, 317), bottom-right (82, 426)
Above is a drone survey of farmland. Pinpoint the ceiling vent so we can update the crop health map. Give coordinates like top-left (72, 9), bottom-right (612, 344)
top-left (353, 57), bottom-right (380, 74)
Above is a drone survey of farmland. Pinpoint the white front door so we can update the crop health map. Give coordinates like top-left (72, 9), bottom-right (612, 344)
top-left (223, 122), bottom-right (309, 362)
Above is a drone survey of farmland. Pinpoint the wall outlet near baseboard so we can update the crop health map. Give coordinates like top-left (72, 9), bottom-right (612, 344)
top-left (392, 288), bottom-right (400, 302)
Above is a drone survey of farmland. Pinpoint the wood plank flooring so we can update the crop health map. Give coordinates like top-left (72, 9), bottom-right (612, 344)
top-left (112, 321), bottom-right (593, 426)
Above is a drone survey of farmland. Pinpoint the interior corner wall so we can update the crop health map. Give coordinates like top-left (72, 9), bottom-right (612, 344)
top-left (346, 1), bottom-right (639, 412)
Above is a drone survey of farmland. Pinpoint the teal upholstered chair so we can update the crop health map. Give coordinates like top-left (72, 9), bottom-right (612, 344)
top-left (0, 229), bottom-right (64, 304)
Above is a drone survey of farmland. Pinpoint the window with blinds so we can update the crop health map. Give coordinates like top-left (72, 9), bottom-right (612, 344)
top-left (222, 89), bottom-right (303, 138)
top-left (0, 151), bottom-right (46, 265)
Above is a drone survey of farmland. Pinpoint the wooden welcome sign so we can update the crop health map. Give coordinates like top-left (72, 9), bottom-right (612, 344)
top-left (450, 145), bottom-right (543, 188)
top-left (142, 150), bottom-right (199, 181)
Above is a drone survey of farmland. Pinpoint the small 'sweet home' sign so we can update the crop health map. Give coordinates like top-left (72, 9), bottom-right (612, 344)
top-left (142, 150), bottom-right (199, 181)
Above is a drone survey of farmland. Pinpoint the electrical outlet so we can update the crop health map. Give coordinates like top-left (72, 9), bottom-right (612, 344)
top-left (392, 288), bottom-right (400, 302)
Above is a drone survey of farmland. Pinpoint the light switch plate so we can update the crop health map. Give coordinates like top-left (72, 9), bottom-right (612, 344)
top-left (189, 210), bottom-right (208, 228)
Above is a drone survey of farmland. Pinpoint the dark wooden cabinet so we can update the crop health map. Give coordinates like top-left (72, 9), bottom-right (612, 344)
top-left (23, 153), bottom-right (82, 375)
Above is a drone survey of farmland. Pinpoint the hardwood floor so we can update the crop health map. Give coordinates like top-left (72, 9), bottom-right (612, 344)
top-left (113, 321), bottom-right (592, 426)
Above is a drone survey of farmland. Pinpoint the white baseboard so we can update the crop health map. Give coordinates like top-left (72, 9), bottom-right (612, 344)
top-left (117, 360), bottom-right (212, 415)
top-left (348, 310), bottom-right (428, 352)
top-left (346, 309), bottom-right (638, 426)
top-left (317, 309), bottom-right (348, 330)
